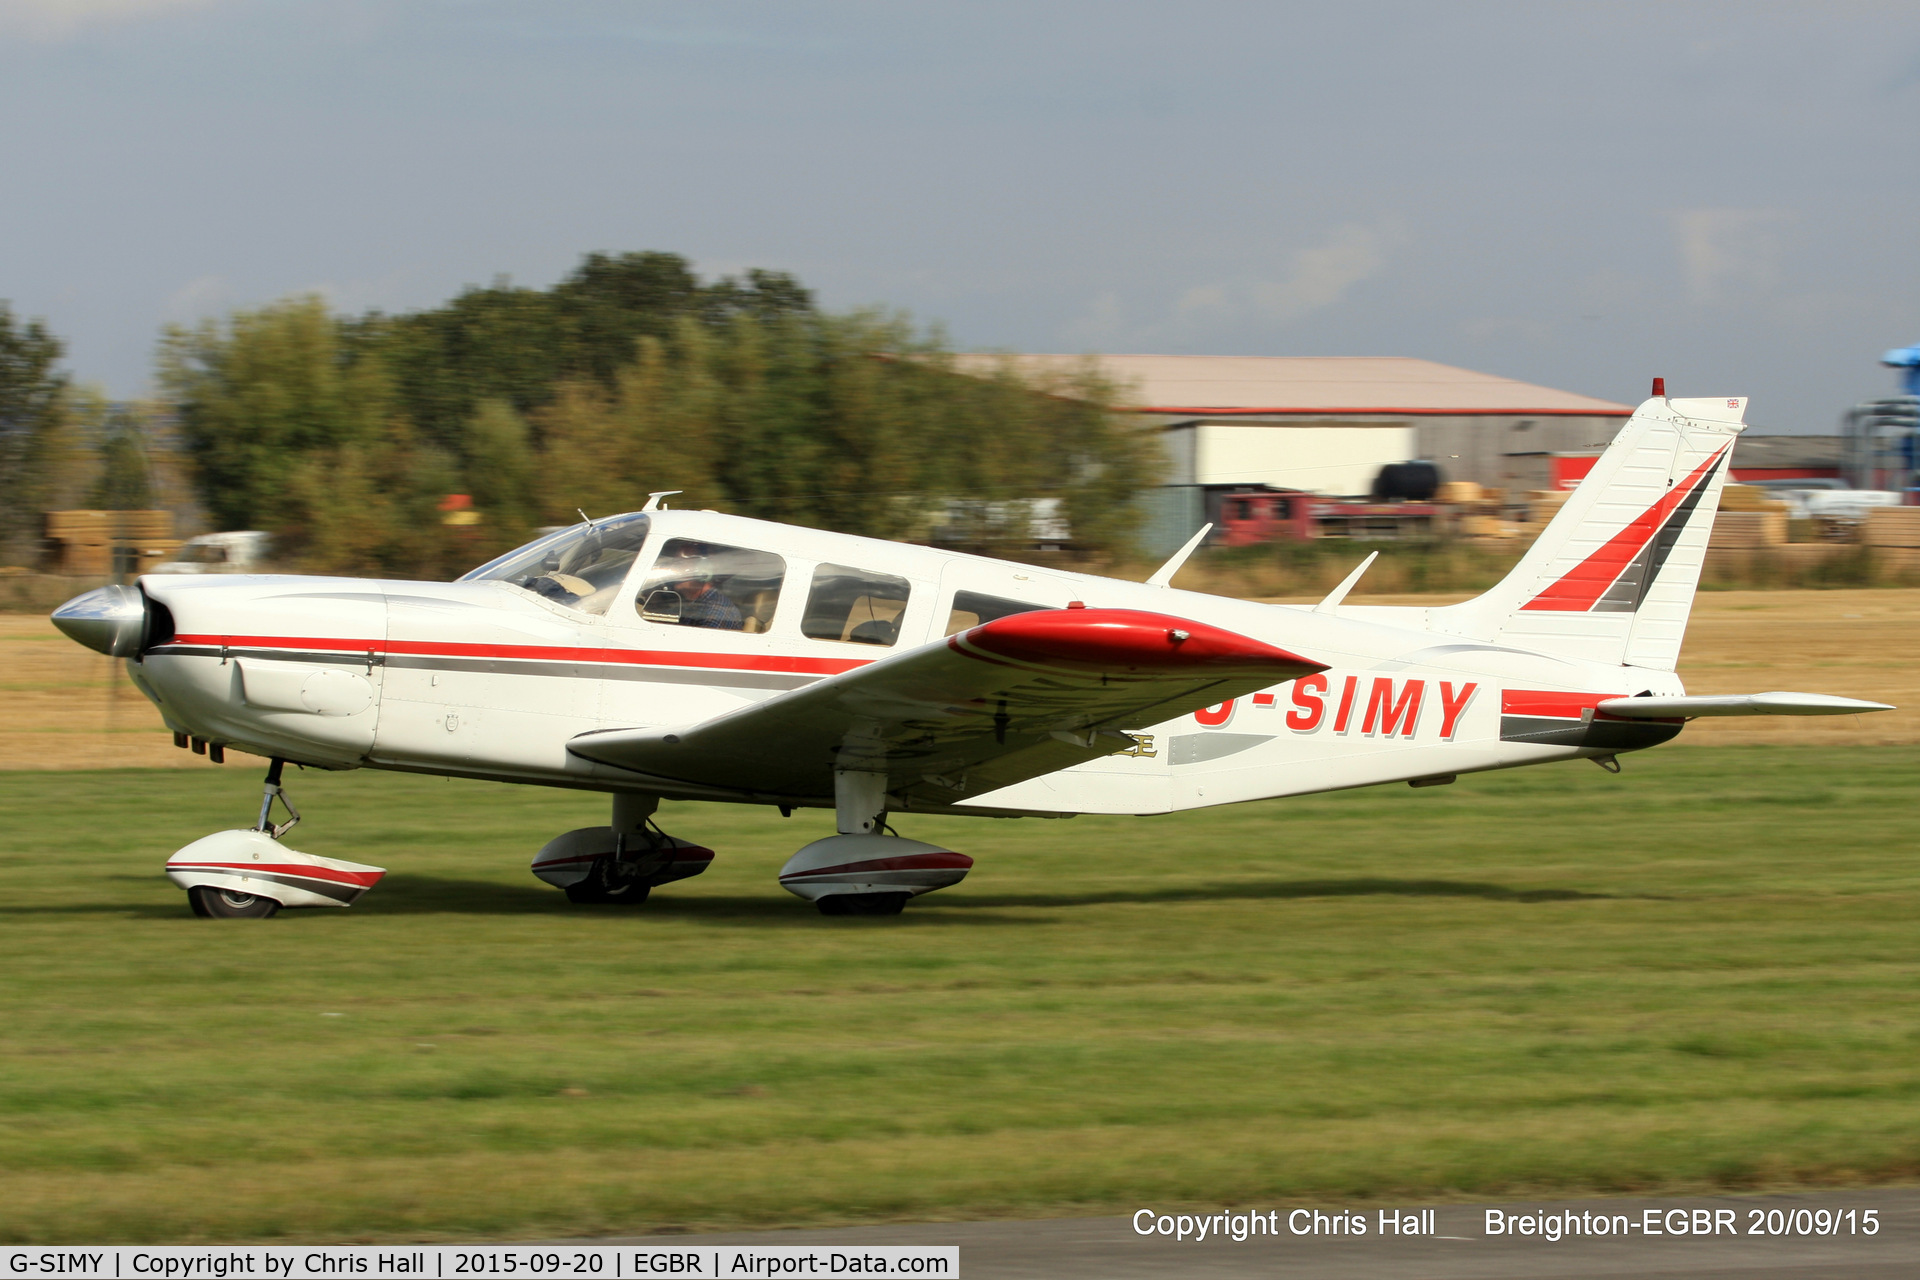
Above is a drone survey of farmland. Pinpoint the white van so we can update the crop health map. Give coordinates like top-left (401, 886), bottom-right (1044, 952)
top-left (151, 531), bottom-right (275, 574)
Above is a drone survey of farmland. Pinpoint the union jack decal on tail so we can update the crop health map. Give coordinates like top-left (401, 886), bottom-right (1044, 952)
top-left (1520, 444), bottom-right (1731, 614)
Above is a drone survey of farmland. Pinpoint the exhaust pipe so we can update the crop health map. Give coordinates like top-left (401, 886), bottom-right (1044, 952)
top-left (50, 584), bottom-right (150, 657)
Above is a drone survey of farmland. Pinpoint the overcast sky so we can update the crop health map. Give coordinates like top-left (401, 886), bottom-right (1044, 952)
top-left (2, 0), bottom-right (1916, 430)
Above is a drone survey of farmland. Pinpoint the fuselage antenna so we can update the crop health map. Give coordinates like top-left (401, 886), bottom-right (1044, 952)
top-left (643, 491), bottom-right (683, 512)
top-left (576, 508), bottom-right (598, 529)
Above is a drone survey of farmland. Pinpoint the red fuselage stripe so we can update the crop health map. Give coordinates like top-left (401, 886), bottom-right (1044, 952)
top-left (170, 861), bottom-right (386, 887)
top-left (164, 634), bottom-right (868, 677)
top-left (1501, 690), bottom-right (1618, 718)
top-left (1520, 444), bottom-right (1730, 612)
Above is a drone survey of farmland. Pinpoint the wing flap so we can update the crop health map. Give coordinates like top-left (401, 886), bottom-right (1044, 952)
top-left (1597, 692), bottom-right (1894, 719)
top-left (569, 607), bottom-right (1324, 806)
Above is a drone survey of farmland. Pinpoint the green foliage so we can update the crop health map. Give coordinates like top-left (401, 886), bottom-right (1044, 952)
top-left (0, 303), bottom-right (75, 558)
top-left (358, 252), bottom-right (816, 451)
top-left (88, 407), bottom-right (154, 511)
top-left (0, 746), bottom-right (1915, 1239)
top-left (158, 258), bottom-right (1154, 577)
top-left (161, 296), bottom-right (398, 534)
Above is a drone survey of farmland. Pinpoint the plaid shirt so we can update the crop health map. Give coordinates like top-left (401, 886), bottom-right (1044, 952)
top-left (679, 584), bottom-right (743, 630)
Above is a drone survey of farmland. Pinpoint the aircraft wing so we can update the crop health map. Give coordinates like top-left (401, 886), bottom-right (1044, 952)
top-left (1596, 692), bottom-right (1894, 718)
top-left (568, 608), bottom-right (1325, 808)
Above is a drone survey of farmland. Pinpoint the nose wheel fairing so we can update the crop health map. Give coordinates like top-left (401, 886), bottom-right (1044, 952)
top-left (164, 758), bottom-right (387, 915)
top-left (166, 828), bottom-right (387, 909)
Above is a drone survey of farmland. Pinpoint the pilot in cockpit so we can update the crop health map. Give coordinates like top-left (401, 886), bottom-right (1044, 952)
top-left (662, 540), bottom-right (744, 630)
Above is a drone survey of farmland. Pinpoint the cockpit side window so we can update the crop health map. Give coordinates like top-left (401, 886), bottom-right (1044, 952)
top-left (944, 591), bottom-right (1047, 637)
top-left (458, 513), bottom-right (651, 617)
top-left (802, 564), bottom-right (912, 646)
top-left (634, 540), bottom-right (785, 633)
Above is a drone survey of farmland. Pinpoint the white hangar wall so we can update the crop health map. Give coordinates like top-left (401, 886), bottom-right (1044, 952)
top-left (1171, 420), bottom-right (1415, 492)
top-left (1157, 413), bottom-right (1625, 495)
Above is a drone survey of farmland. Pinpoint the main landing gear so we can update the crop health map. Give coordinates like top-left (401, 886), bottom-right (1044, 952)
top-left (530, 793), bottom-right (715, 903)
top-left (164, 758), bottom-right (388, 918)
top-left (776, 770), bottom-right (973, 916)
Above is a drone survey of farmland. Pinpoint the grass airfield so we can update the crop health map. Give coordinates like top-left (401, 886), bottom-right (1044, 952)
top-left (2, 747), bottom-right (1918, 1242)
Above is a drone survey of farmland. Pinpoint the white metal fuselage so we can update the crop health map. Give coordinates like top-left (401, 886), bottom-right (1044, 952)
top-left (127, 509), bottom-right (1684, 818)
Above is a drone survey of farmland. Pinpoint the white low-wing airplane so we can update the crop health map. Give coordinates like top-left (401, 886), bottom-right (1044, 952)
top-left (52, 388), bottom-right (1893, 918)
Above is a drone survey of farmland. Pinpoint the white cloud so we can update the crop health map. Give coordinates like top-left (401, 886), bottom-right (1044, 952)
top-left (1176, 220), bottom-right (1406, 331)
top-left (1672, 208), bottom-right (1795, 304)
top-left (0, 0), bottom-right (219, 42)
top-left (160, 274), bottom-right (234, 325)
top-left (1061, 289), bottom-right (1127, 348)
top-left (1247, 221), bottom-right (1403, 322)
top-left (1054, 221), bottom-right (1407, 352)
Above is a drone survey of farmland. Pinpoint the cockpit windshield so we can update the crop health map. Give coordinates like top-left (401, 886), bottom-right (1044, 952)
top-left (457, 513), bottom-right (652, 616)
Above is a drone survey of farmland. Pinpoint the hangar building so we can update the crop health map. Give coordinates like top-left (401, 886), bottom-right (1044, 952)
top-left (958, 353), bottom-right (1634, 553)
top-left (964, 353), bottom-right (1634, 495)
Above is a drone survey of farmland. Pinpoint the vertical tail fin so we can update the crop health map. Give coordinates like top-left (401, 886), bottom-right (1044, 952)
top-left (1431, 393), bottom-right (1746, 671)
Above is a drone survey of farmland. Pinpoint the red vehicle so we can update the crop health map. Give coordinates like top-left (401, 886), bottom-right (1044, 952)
top-left (1211, 488), bottom-right (1315, 545)
top-left (1210, 487), bottom-right (1439, 544)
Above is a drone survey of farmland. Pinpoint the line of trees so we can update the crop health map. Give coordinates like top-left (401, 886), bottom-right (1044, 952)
top-left (0, 303), bottom-right (175, 562)
top-left (138, 252), bottom-right (1155, 577)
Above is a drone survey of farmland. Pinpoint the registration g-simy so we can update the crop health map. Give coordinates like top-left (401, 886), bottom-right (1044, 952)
top-left (1185, 674), bottom-right (1479, 740)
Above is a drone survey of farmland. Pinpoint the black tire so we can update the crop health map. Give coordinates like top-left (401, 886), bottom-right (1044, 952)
top-left (188, 885), bottom-right (280, 918)
top-left (564, 858), bottom-right (651, 905)
top-left (816, 892), bottom-right (910, 917)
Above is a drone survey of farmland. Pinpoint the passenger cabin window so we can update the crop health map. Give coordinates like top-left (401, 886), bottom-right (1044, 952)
top-left (803, 564), bottom-right (912, 646)
top-left (944, 591), bottom-right (1047, 637)
top-left (635, 539), bottom-right (785, 633)
top-left (459, 512), bottom-right (651, 617)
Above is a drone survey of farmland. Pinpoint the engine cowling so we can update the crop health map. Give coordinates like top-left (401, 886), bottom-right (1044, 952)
top-left (777, 834), bottom-right (972, 902)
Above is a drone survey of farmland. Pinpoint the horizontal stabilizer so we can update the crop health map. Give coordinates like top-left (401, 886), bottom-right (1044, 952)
top-left (1597, 692), bottom-right (1894, 719)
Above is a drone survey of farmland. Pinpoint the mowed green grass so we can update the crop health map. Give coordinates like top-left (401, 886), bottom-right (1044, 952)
top-left (1, 747), bottom-right (1917, 1242)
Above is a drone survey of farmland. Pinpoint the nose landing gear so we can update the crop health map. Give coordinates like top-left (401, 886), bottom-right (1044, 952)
top-left (165, 758), bottom-right (388, 918)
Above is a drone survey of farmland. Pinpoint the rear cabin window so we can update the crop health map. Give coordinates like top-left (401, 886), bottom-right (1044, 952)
top-left (944, 591), bottom-right (1047, 637)
top-left (802, 564), bottom-right (912, 646)
top-left (635, 539), bottom-right (785, 633)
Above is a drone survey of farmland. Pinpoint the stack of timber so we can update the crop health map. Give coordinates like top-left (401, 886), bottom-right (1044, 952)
top-left (43, 510), bottom-right (175, 576)
top-left (1863, 507), bottom-right (1920, 548)
top-left (1718, 484), bottom-right (1792, 514)
top-left (1709, 511), bottom-right (1788, 549)
top-left (1509, 489), bottom-right (1570, 542)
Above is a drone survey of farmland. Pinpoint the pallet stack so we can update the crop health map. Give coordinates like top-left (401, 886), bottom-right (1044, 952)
top-left (1436, 481), bottom-right (1523, 539)
top-left (1864, 507), bottom-right (1920, 547)
top-left (43, 510), bottom-right (176, 576)
top-left (1709, 511), bottom-right (1788, 549)
top-left (1508, 489), bottom-right (1570, 542)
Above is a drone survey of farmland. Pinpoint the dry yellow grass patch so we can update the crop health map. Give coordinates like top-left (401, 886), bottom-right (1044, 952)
top-left (2, 589), bottom-right (1913, 771)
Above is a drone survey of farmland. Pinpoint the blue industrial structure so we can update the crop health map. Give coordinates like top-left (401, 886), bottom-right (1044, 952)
top-left (1843, 344), bottom-right (1920, 495)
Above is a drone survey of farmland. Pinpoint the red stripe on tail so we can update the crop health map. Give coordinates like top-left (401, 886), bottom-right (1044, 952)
top-left (1519, 444), bottom-right (1730, 612)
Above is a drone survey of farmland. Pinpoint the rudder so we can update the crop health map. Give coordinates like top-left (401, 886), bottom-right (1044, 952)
top-left (1430, 392), bottom-right (1746, 670)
